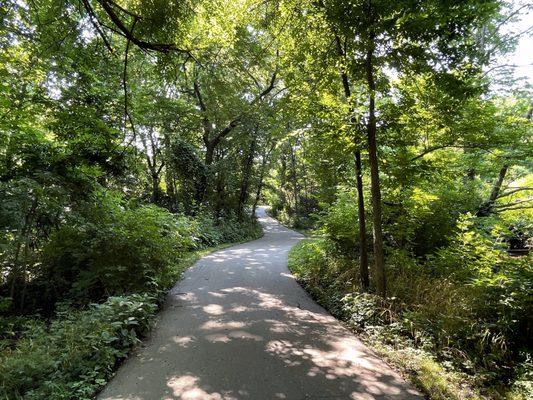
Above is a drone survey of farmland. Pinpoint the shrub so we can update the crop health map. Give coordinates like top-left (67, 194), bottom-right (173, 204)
top-left (406, 183), bottom-right (482, 256)
top-left (288, 234), bottom-right (533, 399)
top-left (0, 294), bottom-right (157, 400)
top-left (288, 238), bottom-right (340, 288)
top-left (216, 213), bottom-right (263, 244)
top-left (318, 189), bottom-right (360, 253)
top-left (39, 198), bottom-right (193, 305)
top-left (0, 199), bottom-right (265, 399)
top-left (194, 213), bottom-right (224, 247)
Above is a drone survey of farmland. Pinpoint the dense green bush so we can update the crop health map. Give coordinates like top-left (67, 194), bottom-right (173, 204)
top-left (288, 232), bottom-right (533, 399)
top-left (266, 192), bottom-right (318, 230)
top-left (216, 213), bottom-right (264, 244)
top-left (0, 188), bottom-right (263, 399)
top-left (13, 192), bottom-right (262, 311)
top-left (37, 196), bottom-right (196, 306)
top-left (0, 294), bottom-right (157, 400)
top-left (0, 206), bottom-right (262, 399)
top-left (194, 212), bottom-right (225, 246)
top-left (315, 182), bottom-right (484, 257)
top-left (404, 183), bottom-right (483, 256)
top-left (318, 189), bottom-right (361, 254)
top-left (424, 217), bottom-right (532, 382)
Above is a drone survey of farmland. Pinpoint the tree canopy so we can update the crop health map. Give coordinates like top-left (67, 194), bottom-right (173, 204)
top-left (0, 0), bottom-right (532, 399)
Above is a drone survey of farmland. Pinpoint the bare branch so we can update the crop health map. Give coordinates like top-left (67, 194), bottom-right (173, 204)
top-left (495, 4), bottom-right (533, 30)
top-left (486, 25), bottom-right (533, 57)
top-left (482, 63), bottom-right (533, 77)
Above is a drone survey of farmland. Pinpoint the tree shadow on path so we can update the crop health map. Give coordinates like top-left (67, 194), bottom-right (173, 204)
top-left (98, 208), bottom-right (422, 400)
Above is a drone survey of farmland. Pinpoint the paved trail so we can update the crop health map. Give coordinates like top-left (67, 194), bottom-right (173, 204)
top-left (99, 207), bottom-right (422, 400)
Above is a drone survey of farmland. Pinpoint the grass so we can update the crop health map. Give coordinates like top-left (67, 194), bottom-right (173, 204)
top-left (369, 340), bottom-right (483, 400)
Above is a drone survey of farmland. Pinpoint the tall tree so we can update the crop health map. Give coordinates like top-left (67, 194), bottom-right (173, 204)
top-left (321, 0), bottom-right (502, 296)
top-left (332, 32), bottom-right (370, 291)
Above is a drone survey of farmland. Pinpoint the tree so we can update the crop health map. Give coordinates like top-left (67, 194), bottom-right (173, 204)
top-left (320, 0), bottom-right (502, 296)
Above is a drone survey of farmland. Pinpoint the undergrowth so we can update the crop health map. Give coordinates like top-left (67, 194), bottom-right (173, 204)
top-left (0, 204), bottom-right (263, 400)
top-left (288, 238), bottom-right (532, 400)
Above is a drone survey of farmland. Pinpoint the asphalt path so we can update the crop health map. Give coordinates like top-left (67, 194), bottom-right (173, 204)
top-left (98, 206), bottom-right (422, 400)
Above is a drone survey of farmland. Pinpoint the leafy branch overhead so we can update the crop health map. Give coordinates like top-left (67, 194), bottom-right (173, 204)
top-left (0, 0), bottom-right (532, 399)
top-left (81, 0), bottom-right (193, 54)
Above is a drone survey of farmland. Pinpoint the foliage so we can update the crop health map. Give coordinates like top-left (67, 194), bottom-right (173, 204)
top-left (288, 236), bottom-right (533, 399)
top-left (318, 189), bottom-right (363, 254)
top-left (39, 194), bottom-right (197, 305)
top-left (1, 0), bottom-right (531, 397)
top-left (0, 294), bottom-right (157, 400)
top-left (0, 204), bottom-right (262, 398)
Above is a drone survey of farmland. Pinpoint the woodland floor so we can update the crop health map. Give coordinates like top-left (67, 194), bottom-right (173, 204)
top-left (97, 207), bottom-right (422, 400)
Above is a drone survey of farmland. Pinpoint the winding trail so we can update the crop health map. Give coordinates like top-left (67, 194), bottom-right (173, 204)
top-left (99, 207), bottom-right (422, 400)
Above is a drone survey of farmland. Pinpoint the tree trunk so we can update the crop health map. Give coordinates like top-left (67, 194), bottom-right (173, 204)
top-left (289, 141), bottom-right (299, 223)
top-left (354, 151), bottom-right (369, 290)
top-left (337, 53), bottom-right (370, 291)
top-left (167, 174), bottom-right (177, 209)
top-left (151, 172), bottom-right (160, 203)
top-left (194, 142), bottom-right (218, 206)
top-left (163, 133), bottom-right (176, 208)
top-left (365, 39), bottom-right (386, 297)
top-left (215, 173), bottom-right (225, 217)
top-left (477, 164), bottom-right (509, 217)
top-left (279, 151), bottom-right (289, 216)
top-left (205, 143), bottom-right (215, 166)
top-left (333, 28), bottom-right (370, 292)
top-left (252, 172), bottom-right (265, 217)
top-left (238, 130), bottom-right (257, 219)
top-left (252, 143), bottom-right (274, 217)
top-left (195, 173), bottom-right (207, 206)
top-left (214, 150), bottom-right (226, 217)
top-left (9, 195), bottom-right (38, 308)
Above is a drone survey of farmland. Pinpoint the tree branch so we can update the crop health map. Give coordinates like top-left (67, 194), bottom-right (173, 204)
top-left (254, 70), bottom-right (278, 103)
top-left (95, 0), bottom-right (191, 54)
top-left (202, 69), bottom-right (278, 152)
top-left (216, 70), bottom-right (277, 142)
top-left (410, 144), bottom-right (490, 161)
top-left (494, 205), bottom-right (533, 212)
top-left (122, 18), bottom-right (137, 142)
top-left (495, 4), bottom-right (533, 30)
top-left (193, 80), bottom-right (213, 146)
top-left (80, 0), bottom-right (114, 53)
top-left (498, 187), bottom-right (533, 198)
top-left (193, 81), bottom-right (207, 112)
top-left (493, 198), bottom-right (533, 210)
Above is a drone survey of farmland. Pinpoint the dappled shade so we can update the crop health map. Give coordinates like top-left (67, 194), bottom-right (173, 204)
top-left (98, 208), bottom-right (421, 400)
